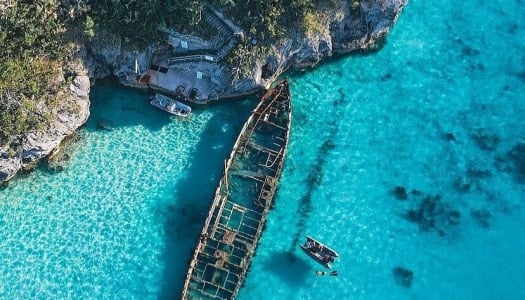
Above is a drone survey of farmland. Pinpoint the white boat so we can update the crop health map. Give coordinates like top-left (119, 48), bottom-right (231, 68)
top-left (300, 236), bottom-right (339, 269)
top-left (149, 93), bottom-right (191, 117)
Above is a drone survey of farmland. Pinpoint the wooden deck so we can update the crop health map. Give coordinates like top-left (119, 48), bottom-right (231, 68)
top-left (181, 80), bottom-right (292, 300)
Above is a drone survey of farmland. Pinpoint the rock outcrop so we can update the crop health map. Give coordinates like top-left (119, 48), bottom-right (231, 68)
top-left (0, 64), bottom-right (90, 183)
top-left (220, 0), bottom-right (408, 94)
top-left (99, 0), bottom-right (408, 100)
top-left (0, 0), bottom-right (407, 184)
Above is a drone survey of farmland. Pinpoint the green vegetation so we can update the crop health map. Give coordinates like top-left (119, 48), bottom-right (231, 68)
top-left (0, 0), bottom-right (72, 144)
top-left (303, 11), bottom-right (325, 36)
top-left (227, 43), bottom-right (271, 80)
top-left (87, 1), bottom-right (207, 40)
top-left (0, 57), bottom-right (65, 143)
top-left (0, 0), bottom-right (65, 60)
top-left (210, 0), bottom-right (337, 44)
top-left (0, 0), bottom-right (340, 145)
top-left (84, 1), bottom-right (337, 43)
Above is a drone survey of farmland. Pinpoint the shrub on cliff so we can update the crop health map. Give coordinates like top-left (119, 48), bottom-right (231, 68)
top-left (0, 1), bottom-right (74, 144)
top-left (0, 0), bottom-right (66, 60)
top-left (0, 58), bottom-right (64, 144)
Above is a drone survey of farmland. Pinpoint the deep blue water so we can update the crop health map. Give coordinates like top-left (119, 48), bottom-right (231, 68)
top-left (1, 0), bottom-right (524, 299)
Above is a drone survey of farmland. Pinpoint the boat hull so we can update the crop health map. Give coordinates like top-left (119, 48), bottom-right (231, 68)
top-left (181, 80), bottom-right (292, 300)
top-left (300, 245), bottom-right (332, 269)
top-left (149, 93), bottom-right (191, 117)
top-left (300, 236), bottom-right (339, 269)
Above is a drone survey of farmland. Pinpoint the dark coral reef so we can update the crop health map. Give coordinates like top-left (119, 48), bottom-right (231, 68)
top-left (495, 142), bottom-right (525, 183)
top-left (390, 185), bottom-right (461, 236)
top-left (405, 194), bottom-right (461, 235)
top-left (393, 266), bottom-right (414, 287)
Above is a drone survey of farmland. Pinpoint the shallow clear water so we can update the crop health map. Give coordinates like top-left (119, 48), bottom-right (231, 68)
top-left (1, 0), bottom-right (525, 299)
top-left (0, 81), bottom-right (256, 299)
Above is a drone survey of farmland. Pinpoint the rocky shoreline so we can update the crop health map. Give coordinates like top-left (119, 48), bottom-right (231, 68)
top-left (0, 0), bottom-right (407, 184)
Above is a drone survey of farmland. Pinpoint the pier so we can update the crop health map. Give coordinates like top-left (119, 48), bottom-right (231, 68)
top-left (181, 80), bottom-right (291, 300)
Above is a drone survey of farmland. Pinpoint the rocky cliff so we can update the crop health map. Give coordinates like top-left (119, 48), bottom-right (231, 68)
top-left (0, 60), bottom-right (90, 183)
top-left (0, 0), bottom-right (407, 184)
top-left (87, 0), bottom-right (407, 99)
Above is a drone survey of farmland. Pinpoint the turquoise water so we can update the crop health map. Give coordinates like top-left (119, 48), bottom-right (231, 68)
top-left (0, 81), bottom-right (256, 299)
top-left (1, 0), bottom-right (524, 299)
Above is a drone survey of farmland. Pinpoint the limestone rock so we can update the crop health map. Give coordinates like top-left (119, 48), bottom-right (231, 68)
top-left (0, 75), bottom-right (90, 183)
top-left (70, 75), bottom-right (90, 98)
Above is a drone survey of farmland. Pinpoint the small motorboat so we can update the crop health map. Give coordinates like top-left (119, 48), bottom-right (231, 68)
top-left (150, 93), bottom-right (191, 117)
top-left (300, 236), bottom-right (339, 269)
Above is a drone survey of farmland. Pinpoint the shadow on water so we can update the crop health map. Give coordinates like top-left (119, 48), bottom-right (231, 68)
top-left (289, 91), bottom-right (346, 251)
top-left (284, 38), bottom-right (389, 80)
top-left (156, 98), bottom-right (256, 300)
top-left (88, 77), bottom-right (175, 131)
top-left (260, 250), bottom-right (312, 287)
top-left (14, 77), bottom-right (178, 182)
top-left (290, 135), bottom-right (337, 251)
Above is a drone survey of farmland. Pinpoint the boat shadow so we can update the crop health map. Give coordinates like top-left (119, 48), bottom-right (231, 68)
top-left (88, 77), bottom-right (173, 132)
top-left (260, 250), bottom-right (313, 287)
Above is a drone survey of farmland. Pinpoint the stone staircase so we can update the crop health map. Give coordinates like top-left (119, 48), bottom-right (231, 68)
top-left (204, 9), bottom-right (244, 61)
top-left (204, 10), bottom-right (232, 37)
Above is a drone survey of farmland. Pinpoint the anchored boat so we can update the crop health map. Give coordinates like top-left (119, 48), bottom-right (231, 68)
top-left (181, 80), bottom-right (292, 300)
top-left (300, 236), bottom-right (339, 269)
top-left (149, 93), bottom-right (192, 117)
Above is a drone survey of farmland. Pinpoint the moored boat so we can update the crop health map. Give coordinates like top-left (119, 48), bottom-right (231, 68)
top-left (300, 236), bottom-right (339, 269)
top-left (149, 93), bottom-right (192, 117)
top-left (181, 79), bottom-right (292, 300)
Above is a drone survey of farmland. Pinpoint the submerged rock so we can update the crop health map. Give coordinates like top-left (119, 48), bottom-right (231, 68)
top-left (44, 133), bottom-right (82, 174)
top-left (467, 162), bottom-right (492, 179)
top-left (495, 142), bottom-right (525, 183)
top-left (453, 176), bottom-right (472, 192)
top-left (507, 143), bottom-right (525, 182)
top-left (96, 119), bottom-right (113, 131)
top-left (448, 210), bottom-right (462, 225)
top-left (471, 208), bottom-right (491, 229)
top-left (0, 180), bottom-right (8, 189)
top-left (461, 45), bottom-right (481, 57)
top-left (393, 266), bottom-right (414, 287)
top-left (470, 128), bottom-right (500, 151)
top-left (45, 149), bottom-right (70, 173)
top-left (405, 194), bottom-right (461, 234)
top-left (46, 164), bottom-right (65, 173)
top-left (452, 161), bottom-right (493, 193)
top-left (392, 186), bottom-right (408, 200)
top-left (380, 73), bottom-right (393, 81)
top-left (410, 189), bottom-right (423, 196)
top-left (444, 132), bottom-right (456, 142)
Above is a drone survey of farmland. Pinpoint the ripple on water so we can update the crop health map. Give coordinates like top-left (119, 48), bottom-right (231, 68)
top-left (2, 0), bottom-right (525, 298)
top-left (239, 0), bottom-right (525, 299)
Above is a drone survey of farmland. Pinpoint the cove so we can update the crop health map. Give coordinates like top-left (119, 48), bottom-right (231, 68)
top-left (1, 0), bottom-right (525, 299)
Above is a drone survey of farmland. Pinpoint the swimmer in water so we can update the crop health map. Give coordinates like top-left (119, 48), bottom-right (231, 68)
top-left (315, 270), bottom-right (338, 276)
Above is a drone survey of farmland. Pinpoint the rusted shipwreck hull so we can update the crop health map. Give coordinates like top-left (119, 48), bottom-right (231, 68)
top-left (181, 80), bottom-right (292, 300)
